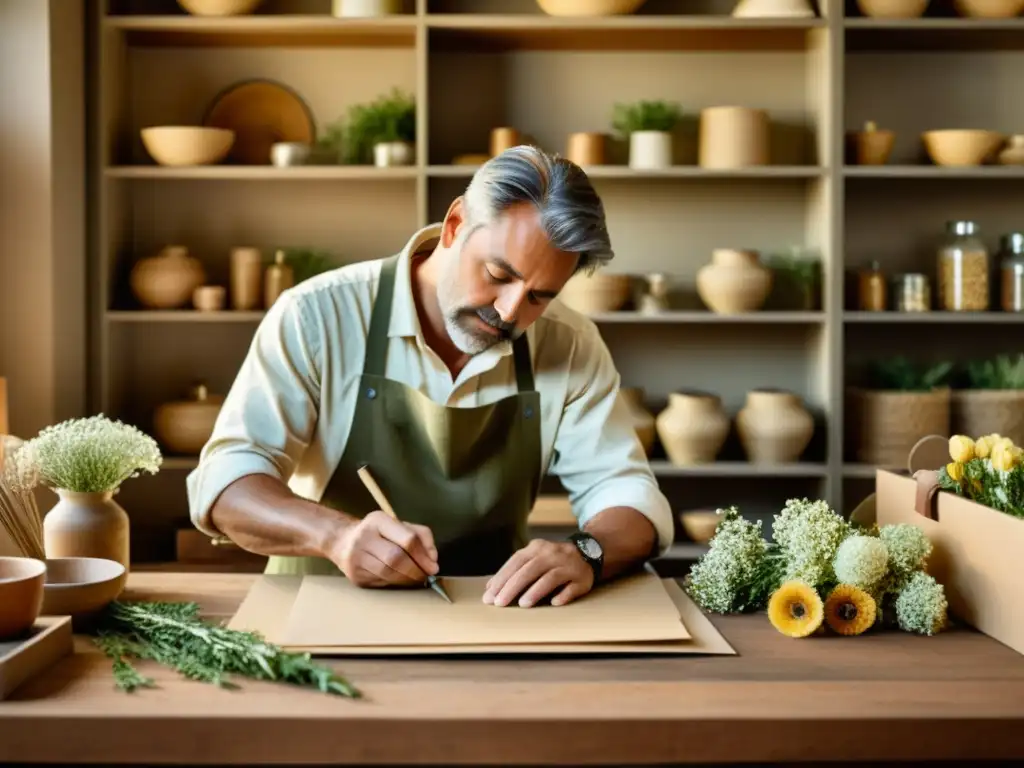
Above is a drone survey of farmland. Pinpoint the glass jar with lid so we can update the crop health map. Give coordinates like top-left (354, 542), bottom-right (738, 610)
top-left (937, 220), bottom-right (990, 312)
top-left (999, 232), bottom-right (1024, 313)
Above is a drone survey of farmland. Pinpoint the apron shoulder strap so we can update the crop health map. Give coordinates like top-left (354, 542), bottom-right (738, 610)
top-left (512, 333), bottom-right (535, 392)
top-left (364, 254), bottom-right (400, 377)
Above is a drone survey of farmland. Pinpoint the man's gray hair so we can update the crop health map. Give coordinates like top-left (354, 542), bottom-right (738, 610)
top-left (460, 145), bottom-right (614, 274)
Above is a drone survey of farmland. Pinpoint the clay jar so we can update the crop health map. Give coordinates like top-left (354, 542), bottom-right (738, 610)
top-left (735, 388), bottom-right (814, 464)
top-left (655, 390), bottom-right (730, 465)
top-left (43, 490), bottom-right (131, 570)
top-left (152, 383), bottom-right (225, 456)
top-left (129, 245), bottom-right (206, 309)
top-left (697, 248), bottom-right (772, 314)
top-left (619, 387), bottom-right (656, 456)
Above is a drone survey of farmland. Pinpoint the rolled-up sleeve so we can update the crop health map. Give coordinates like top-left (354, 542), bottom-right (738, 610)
top-left (547, 321), bottom-right (675, 556)
top-left (186, 290), bottom-right (323, 537)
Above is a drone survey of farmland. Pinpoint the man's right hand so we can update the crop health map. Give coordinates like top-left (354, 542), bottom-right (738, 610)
top-left (329, 510), bottom-right (439, 587)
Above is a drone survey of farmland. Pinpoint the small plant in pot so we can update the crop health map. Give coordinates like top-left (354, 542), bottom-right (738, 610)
top-left (951, 354), bottom-right (1024, 446)
top-left (611, 100), bottom-right (683, 170)
top-left (340, 88), bottom-right (416, 168)
top-left (765, 247), bottom-right (823, 311)
top-left (27, 414), bottom-right (163, 570)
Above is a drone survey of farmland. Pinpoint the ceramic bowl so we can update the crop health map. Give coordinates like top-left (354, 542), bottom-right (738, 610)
top-left (140, 126), bottom-right (235, 167)
top-left (535, 0), bottom-right (646, 16)
top-left (557, 272), bottom-right (633, 314)
top-left (953, 0), bottom-right (1024, 17)
top-left (0, 557), bottom-right (46, 640)
top-left (921, 130), bottom-right (1005, 167)
top-left (176, 0), bottom-right (263, 15)
top-left (41, 557), bottom-right (127, 623)
top-left (679, 510), bottom-right (721, 544)
top-left (856, 0), bottom-right (930, 17)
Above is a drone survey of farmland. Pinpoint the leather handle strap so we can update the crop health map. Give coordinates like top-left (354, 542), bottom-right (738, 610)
top-left (913, 468), bottom-right (942, 521)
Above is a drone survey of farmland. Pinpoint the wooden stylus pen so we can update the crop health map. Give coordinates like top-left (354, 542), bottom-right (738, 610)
top-left (356, 465), bottom-right (452, 603)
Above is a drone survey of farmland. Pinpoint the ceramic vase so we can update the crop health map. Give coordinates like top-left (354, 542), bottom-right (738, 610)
top-left (655, 391), bottom-right (730, 465)
top-left (629, 131), bottom-right (672, 169)
top-left (736, 388), bottom-right (814, 463)
top-left (43, 490), bottom-right (130, 570)
top-left (697, 248), bottom-right (772, 314)
top-left (129, 245), bottom-right (206, 310)
top-left (619, 387), bottom-right (656, 456)
top-left (374, 140), bottom-right (415, 167)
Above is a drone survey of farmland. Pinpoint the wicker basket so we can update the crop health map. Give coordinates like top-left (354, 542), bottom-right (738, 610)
top-left (951, 389), bottom-right (1024, 445)
top-left (846, 386), bottom-right (951, 468)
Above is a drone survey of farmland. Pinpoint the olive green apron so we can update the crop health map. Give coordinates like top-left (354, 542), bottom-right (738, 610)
top-left (265, 253), bottom-right (543, 577)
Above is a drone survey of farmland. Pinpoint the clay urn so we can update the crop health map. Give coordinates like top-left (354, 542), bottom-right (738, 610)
top-left (735, 388), bottom-right (815, 464)
top-left (152, 382), bottom-right (225, 455)
top-left (696, 248), bottom-right (772, 314)
top-left (655, 390), bottom-right (730, 465)
top-left (130, 245), bottom-right (207, 310)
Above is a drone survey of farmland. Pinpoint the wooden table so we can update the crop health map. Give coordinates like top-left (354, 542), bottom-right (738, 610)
top-left (1, 572), bottom-right (1023, 766)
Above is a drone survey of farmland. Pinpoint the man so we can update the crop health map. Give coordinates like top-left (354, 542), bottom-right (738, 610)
top-left (186, 145), bottom-right (673, 609)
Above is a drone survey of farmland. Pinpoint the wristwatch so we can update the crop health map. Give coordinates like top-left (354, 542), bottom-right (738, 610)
top-left (569, 532), bottom-right (604, 583)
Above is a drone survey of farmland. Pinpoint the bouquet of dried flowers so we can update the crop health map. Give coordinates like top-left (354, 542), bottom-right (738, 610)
top-left (26, 414), bottom-right (162, 494)
top-left (0, 435), bottom-right (45, 558)
top-left (685, 499), bottom-right (948, 639)
top-left (938, 433), bottom-right (1024, 519)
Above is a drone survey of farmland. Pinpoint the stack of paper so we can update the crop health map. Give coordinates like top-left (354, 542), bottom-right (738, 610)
top-left (228, 571), bottom-right (736, 657)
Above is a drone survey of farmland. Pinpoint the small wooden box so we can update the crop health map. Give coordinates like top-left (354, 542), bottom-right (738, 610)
top-left (0, 616), bottom-right (74, 700)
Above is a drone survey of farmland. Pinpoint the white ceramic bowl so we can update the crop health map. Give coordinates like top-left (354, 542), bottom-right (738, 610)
top-left (141, 126), bottom-right (235, 167)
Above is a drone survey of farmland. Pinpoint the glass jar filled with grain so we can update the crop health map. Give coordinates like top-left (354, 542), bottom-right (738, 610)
top-left (998, 232), bottom-right (1024, 313)
top-left (937, 220), bottom-right (989, 312)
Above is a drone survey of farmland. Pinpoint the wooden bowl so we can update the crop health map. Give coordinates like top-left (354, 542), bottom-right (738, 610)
top-left (679, 510), bottom-right (721, 544)
top-left (141, 126), bottom-right (235, 167)
top-left (856, 0), bottom-right (930, 16)
top-left (0, 557), bottom-right (46, 640)
top-left (176, 0), bottom-right (263, 15)
top-left (41, 557), bottom-right (126, 624)
top-left (921, 129), bottom-right (1005, 166)
top-left (535, 0), bottom-right (646, 16)
top-left (953, 0), bottom-right (1024, 16)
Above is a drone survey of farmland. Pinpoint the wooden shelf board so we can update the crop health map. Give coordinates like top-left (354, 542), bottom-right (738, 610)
top-left (107, 311), bottom-right (265, 322)
top-left (648, 460), bottom-right (827, 478)
top-left (427, 15), bottom-right (825, 52)
top-left (430, 165), bottom-right (825, 179)
top-left (845, 166), bottom-right (1024, 179)
top-left (845, 311), bottom-right (1024, 323)
top-left (105, 15), bottom-right (418, 47)
top-left (845, 17), bottom-right (1024, 52)
top-left (105, 165), bottom-right (419, 180)
top-left (591, 311), bottom-right (825, 324)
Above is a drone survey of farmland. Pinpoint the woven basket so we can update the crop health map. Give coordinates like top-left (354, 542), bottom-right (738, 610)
top-left (951, 389), bottom-right (1024, 446)
top-left (846, 386), bottom-right (951, 468)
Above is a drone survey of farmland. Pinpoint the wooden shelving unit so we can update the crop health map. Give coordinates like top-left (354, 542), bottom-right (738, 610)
top-left (87, 0), bottom-right (1024, 563)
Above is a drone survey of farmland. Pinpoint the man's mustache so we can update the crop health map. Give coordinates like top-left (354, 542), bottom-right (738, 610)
top-left (460, 306), bottom-right (516, 339)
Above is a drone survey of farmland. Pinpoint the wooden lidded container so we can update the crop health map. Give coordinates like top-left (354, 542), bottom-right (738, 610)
top-left (566, 132), bottom-right (606, 166)
top-left (699, 106), bottom-right (770, 169)
top-left (230, 246), bottom-right (263, 310)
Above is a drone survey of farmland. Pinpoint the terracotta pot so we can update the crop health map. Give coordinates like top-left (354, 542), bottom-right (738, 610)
top-left (619, 387), bottom-right (656, 456)
top-left (129, 245), bottom-right (206, 310)
top-left (655, 390), bottom-right (730, 465)
top-left (153, 383), bottom-right (225, 455)
top-left (736, 388), bottom-right (814, 464)
top-left (697, 248), bottom-right (772, 314)
top-left (43, 490), bottom-right (131, 571)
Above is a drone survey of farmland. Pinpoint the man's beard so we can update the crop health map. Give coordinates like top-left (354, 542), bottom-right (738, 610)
top-left (437, 254), bottom-right (520, 355)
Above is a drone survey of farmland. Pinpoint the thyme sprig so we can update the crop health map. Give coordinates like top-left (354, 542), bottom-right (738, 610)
top-left (91, 600), bottom-right (360, 698)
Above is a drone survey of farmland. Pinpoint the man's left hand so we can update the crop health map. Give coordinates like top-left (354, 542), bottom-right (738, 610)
top-left (482, 539), bottom-right (595, 608)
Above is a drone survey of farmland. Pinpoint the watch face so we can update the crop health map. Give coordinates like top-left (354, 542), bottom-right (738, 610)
top-left (577, 535), bottom-right (602, 559)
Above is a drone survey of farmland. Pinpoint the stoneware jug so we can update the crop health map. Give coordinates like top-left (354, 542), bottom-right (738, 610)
top-left (43, 490), bottom-right (130, 570)
top-left (736, 388), bottom-right (814, 464)
top-left (697, 248), bottom-right (772, 314)
top-left (655, 390), bottom-right (730, 465)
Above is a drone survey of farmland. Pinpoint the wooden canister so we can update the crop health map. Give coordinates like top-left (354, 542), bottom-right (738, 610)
top-left (699, 106), bottom-right (770, 169)
top-left (566, 132), bottom-right (606, 166)
top-left (490, 127), bottom-right (521, 157)
top-left (230, 247), bottom-right (263, 310)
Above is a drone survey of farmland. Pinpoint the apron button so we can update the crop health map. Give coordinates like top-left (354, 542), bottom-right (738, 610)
top-left (366, 387), bottom-right (377, 399)
top-left (524, 406), bottom-right (534, 418)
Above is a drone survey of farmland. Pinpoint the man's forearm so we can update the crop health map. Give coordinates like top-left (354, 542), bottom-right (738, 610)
top-left (208, 474), bottom-right (354, 559)
top-left (582, 506), bottom-right (658, 580)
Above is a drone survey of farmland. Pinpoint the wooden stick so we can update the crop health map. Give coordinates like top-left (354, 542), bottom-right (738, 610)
top-left (356, 465), bottom-right (397, 520)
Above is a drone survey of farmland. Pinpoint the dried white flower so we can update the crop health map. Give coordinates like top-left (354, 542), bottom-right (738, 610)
top-left (772, 498), bottom-right (851, 586)
top-left (833, 534), bottom-right (889, 592)
top-left (894, 571), bottom-right (948, 636)
top-left (27, 415), bottom-right (162, 494)
top-left (879, 524), bottom-right (933, 577)
top-left (686, 507), bottom-right (768, 614)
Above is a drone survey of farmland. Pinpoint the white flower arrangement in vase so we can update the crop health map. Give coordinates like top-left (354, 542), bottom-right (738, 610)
top-left (27, 414), bottom-right (162, 569)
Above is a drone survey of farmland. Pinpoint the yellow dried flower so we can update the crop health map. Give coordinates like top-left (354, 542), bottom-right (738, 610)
top-left (948, 435), bottom-right (975, 463)
top-left (824, 584), bottom-right (877, 636)
top-left (767, 580), bottom-right (824, 638)
top-left (991, 444), bottom-right (1019, 472)
top-left (946, 461), bottom-right (964, 482)
top-left (974, 436), bottom-right (994, 459)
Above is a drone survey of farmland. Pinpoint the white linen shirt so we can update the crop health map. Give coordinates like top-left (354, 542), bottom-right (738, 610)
top-left (186, 224), bottom-right (674, 555)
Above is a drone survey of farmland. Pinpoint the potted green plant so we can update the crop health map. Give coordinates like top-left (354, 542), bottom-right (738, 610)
top-left (765, 247), bottom-right (823, 310)
top-left (951, 354), bottom-right (1024, 445)
top-left (611, 99), bottom-right (683, 170)
top-left (341, 88), bottom-right (416, 167)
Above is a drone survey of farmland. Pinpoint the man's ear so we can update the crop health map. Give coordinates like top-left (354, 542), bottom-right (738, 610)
top-left (440, 197), bottom-right (466, 248)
